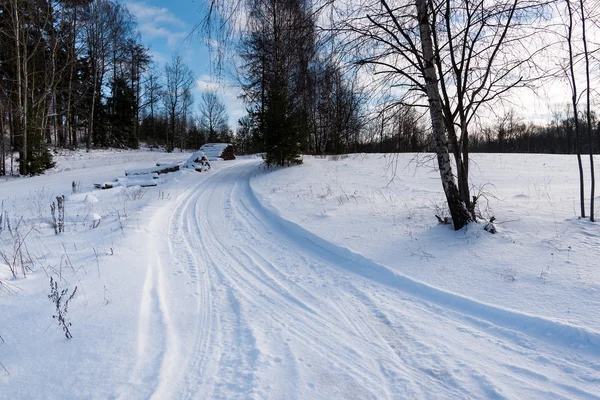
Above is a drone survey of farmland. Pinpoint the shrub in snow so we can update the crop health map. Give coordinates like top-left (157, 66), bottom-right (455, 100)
top-left (91, 213), bottom-right (101, 229)
top-left (220, 145), bottom-right (236, 160)
top-left (121, 187), bottom-right (147, 202)
top-left (0, 221), bottom-right (35, 279)
top-left (72, 180), bottom-right (81, 194)
top-left (48, 277), bottom-right (77, 339)
top-left (50, 196), bottom-right (65, 234)
top-left (0, 208), bottom-right (10, 235)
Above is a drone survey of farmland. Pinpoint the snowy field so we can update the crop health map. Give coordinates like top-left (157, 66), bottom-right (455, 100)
top-left (1, 150), bottom-right (599, 399)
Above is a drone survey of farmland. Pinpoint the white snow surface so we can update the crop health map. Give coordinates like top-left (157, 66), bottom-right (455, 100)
top-left (1, 150), bottom-right (599, 399)
top-left (182, 151), bottom-right (211, 172)
top-left (200, 143), bottom-right (233, 161)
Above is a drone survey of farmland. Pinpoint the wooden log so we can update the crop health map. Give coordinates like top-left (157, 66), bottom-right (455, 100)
top-left (124, 163), bottom-right (179, 176)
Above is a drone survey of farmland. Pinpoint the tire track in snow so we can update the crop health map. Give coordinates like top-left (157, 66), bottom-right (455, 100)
top-left (123, 160), bottom-right (600, 399)
top-left (246, 167), bottom-right (600, 358)
top-left (187, 164), bottom-right (398, 398)
top-left (163, 176), bottom-right (220, 399)
top-left (118, 201), bottom-right (179, 400)
top-left (237, 163), bottom-right (600, 398)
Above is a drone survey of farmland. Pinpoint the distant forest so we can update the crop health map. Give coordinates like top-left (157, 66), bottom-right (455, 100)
top-left (351, 107), bottom-right (600, 156)
top-left (1, 0), bottom-right (598, 176)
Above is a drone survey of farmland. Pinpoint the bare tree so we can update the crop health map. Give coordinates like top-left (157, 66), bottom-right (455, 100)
top-left (414, 0), bottom-right (471, 228)
top-left (198, 91), bottom-right (229, 143)
top-left (565, 0), bottom-right (586, 218)
top-left (140, 67), bottom-right (164, 144)
top-left (82, 0), bottom-right (118, 149)
top-left (164, 52), bottom-right (195, 151)
top-left (579, 0), bottom-right (595, 221)
top-left (335, 0), bottom-right (549, 229)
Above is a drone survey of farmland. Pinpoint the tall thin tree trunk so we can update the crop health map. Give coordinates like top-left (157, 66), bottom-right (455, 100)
top-left (67, 5), bottom-right (77, 148)
top-left (88, 70), bottom-right (97, 151)
top-left (416, 0), bottom-right (470, 230)
top-left (13, 0), bottom-right (27, 175)
top-left (9, 112), bottom-right (14, 175)
top-left (0, 104), bottom-right (4, 176)
top-left (133, 51), bottom-right (139, 147)
top-left (22, 26), bottom-right (29, 176)
top-left (580, 0), bottom-right (595, 221)
top-left (112, 46), bottom-right (117, 144)
top-left (566, 0), bottom-right (585, 218)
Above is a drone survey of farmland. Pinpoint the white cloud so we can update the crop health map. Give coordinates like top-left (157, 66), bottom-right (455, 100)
top-left (126, 1), bottom-right (185, 27)
top-left (125, 1), bottom-right (187, 48)
top-left (139, 23), bottom-right (187, 47)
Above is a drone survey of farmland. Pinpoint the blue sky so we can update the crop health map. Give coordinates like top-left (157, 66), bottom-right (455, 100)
top-left (118, 0), bottom-right (581, 129)
top-left (119, 0), bottom-right (245, 129)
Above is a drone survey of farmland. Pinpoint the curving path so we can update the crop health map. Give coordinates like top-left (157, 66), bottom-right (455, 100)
top-left (120, 160), bottom-right (600, 400)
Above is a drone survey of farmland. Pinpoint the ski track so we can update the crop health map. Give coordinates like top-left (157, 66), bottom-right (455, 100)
top-left (122, 160), bottom-right (600, 399)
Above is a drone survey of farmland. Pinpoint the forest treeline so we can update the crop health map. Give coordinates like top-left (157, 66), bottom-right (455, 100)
top-left (0, 0), bottom-right (234, 176)
top-left (1, 0), bottom-right (598, 177)
top-left (1, 0), bottom-right (151, 175)
top-left (0, 0), bottom-right (365, 175)
top-left (344, 106), bottom-right (600, 156)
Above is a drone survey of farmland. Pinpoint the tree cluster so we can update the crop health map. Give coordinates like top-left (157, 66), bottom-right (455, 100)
top-left (238, 0), bottom-right (364, 165)
top-left (0, 0), bottom-right (152, 175)
top-left (0, 0), bottom-right (234, 176)
top-left (138, 58), bottom-right (233, 153)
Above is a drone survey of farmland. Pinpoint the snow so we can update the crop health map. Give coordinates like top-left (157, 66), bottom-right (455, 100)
top-left (1, 150), bottom-right (599, 399)
top-left (182, 151), bottom-right (211, 172)
top-left (125, 164), bottom-right (179, 176)
top-left (200, 143), bottom-right (233, 161)
top-left (84, 194), bottom-right (99, 204)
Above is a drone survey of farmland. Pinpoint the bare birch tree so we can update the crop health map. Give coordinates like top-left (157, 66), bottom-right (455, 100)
top-left (565, 0), bottom-right (586, 218)
top-left (333, 0), bottom-right (550, 229)
top-left (579, 0), bottom-right (595, 221)
top-left (563, 0), bottom-right (597, 221)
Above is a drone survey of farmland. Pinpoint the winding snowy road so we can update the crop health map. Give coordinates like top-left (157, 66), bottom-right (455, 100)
top-left (119, 160), bottom-right (600, 399)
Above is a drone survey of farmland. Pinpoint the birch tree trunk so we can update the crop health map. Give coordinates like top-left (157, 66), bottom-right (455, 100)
top-left (416, 0), bottom-right (471, 230)
top-left (580, 0), bottom-right (595, 221)
top-left (566, 0), bottom-right (586, 218)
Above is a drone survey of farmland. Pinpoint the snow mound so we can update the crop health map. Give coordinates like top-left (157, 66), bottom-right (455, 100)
top-left (95, 177), bottom-right (158, 189)
top-left (124, 165), bottom-right (178, 176)
top-left (84, 194), bottom-right (99, 204)
top-left (199, 143), bottom-right (235, 161)
top-left (183, 151), bottom-right (211, 172)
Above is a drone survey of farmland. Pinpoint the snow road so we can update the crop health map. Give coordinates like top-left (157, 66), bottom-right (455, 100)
top-left (117, 160), bottom-right (600, 399)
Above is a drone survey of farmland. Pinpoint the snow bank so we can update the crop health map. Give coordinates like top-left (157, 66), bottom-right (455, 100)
top-left (199, 143), bottom-right (235, 161)
top-left (182, 151), bottom-right (211, 172)
top-left (247, 172), bottom-right (600, 356)
top-left (250, 153), bottom-right (600, 336)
